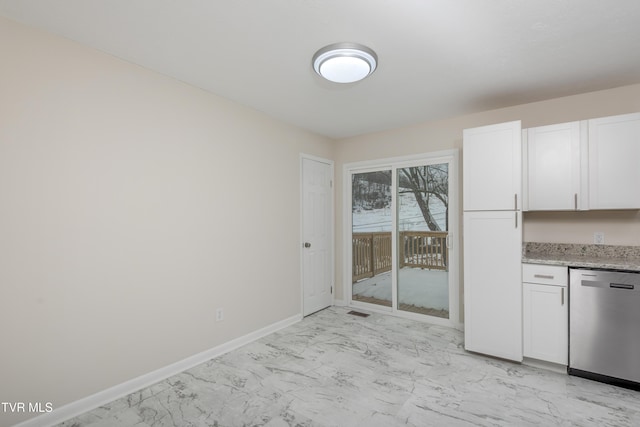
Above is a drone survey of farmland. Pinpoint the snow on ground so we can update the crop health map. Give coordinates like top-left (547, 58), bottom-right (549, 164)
top-left (352, 268), bottom-right (448, 310)
top-left (352, 193), bottom-right (446, 232)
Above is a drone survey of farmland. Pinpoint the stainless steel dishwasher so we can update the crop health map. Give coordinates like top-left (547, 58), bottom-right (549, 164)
top-left (569, 268), bottom-right (640, 390)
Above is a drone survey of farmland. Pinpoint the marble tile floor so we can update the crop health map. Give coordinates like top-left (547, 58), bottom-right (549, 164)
top-left (58, 307), bottom-right (640, 427)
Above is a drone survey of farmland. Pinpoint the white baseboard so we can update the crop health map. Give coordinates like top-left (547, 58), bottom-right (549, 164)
top-left (14, 313), bottom-right (302, 427)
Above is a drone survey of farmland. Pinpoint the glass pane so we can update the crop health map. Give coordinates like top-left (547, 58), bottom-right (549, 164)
top-left (397, 164), bottom-right (449, 318)
top-left (351, 170), bottom-right (392, 307)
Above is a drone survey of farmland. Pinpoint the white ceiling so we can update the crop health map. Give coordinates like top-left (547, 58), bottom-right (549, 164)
top-left (2, 0), bottom-right (640, 139)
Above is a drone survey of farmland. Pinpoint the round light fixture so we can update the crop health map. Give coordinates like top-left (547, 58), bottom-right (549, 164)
top-left (312, 42), bottom-right (378, 84)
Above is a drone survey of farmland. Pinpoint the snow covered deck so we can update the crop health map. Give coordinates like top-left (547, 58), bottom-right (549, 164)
top-left (352, 231), bottom-right (447, 283)
top-left (352, 268), bottom-right (449, 318)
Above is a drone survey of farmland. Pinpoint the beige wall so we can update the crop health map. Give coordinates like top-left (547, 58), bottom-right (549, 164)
top-left (0, 17), bottom-right (333, 426)
top-left (524, 210), bottom-right (640, 245)
top-left (334, 83), bottom-right (640, 320)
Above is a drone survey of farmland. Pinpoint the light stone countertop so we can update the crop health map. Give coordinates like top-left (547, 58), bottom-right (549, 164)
top-left (522, 242), bottom-right (640, 272)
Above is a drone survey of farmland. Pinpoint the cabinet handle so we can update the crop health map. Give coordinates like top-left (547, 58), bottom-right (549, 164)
top-left (515, 212), bottom-right (518, 228)
top-left (561, 288), bottom-right (565, 306)
top-left (515, 194), bottom-right (518, 210)
top-left (574, 193), bottom-right (578, 211)
top-left (534, 274), bottom-right (554, 279)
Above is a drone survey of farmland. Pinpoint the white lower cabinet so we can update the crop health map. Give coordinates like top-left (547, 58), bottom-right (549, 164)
top-left (522, 264), bottom-right (568, 365)
top-left (464, 211), bottom-right (523, 362)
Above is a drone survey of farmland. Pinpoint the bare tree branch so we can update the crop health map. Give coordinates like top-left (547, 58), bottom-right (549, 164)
top-left (399, 165), bottom-right (448, 231)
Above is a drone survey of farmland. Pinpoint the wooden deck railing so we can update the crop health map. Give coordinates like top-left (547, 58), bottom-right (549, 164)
top-left (352, 231), bottom-right (447, 283)
top-left (399, 231), bottom-right (448, 271)
top-left (352, 232), bottom-right (393, 282)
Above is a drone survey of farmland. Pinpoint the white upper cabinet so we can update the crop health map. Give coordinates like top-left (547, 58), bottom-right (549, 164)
top-left (523, 121), bottom-right (586, 211)
top-left (588, 112), bottom-right (640, 210)
top-left (463, 121), bottom-right (521, 211)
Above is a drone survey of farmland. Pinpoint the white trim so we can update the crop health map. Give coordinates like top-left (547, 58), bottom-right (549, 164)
top-left (391, 165), bottom-right (398, 312)
top-left (300, 153), bottom-right (335, 316)
top-left (15, 313), bottom-right (302, 427)
top-left (350, 299), bottom-right (393, 314)
top-left (344, 300), bottom-right (463, 330)
top-left (343, 149), bottom-right (461, 330)
top-left (299, 152), bottom-right (335, 166)
top-left (448, 150), bottom-right (461, 327)
top-left (342, 168), bottom-right (351, 304)
top-left (342, 149), bottom-right (458, 171)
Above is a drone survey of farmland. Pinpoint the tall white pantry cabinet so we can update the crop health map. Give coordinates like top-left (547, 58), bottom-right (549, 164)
top-left (463, 121), bottom-right (523, 362)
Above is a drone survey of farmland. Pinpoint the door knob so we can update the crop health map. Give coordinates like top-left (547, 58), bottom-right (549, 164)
top-left (304, 242), bottom-right (311, 248)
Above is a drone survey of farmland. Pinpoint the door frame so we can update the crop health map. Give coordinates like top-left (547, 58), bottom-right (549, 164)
top-left (300, 153), bottom-right (335, 316)
top-left (346, 164), bottom-right (395, 315)
top-left (343, 149), bottom-right (460, 329)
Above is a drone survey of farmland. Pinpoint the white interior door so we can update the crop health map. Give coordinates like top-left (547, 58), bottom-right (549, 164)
top-left (302, 156), bottom-right (333, 316)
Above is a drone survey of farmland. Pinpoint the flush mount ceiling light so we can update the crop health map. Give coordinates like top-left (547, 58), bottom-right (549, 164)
top-left (312, 42), bottom-right (378, 83)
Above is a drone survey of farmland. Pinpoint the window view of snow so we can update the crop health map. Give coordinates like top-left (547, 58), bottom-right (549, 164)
top-left (351, 165), bottom-right (450, 319)
top-left (352, 171), bottom-right (393, 232)
top-left (352, 166), bottom-right (448, 232)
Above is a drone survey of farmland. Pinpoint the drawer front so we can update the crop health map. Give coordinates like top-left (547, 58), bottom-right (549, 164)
top-left (523, 263), bottom-right (568, 286)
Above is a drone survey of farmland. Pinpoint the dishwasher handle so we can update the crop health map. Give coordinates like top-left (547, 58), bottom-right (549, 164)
top-left (610, 283), bottom-right (635, 290)
top-left (581, 279), bottom-right (638, 290)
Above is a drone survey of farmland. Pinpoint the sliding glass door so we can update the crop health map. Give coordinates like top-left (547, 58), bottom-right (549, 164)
top-left (351, 170), bottom-right (392, 307)
top-left (346, 152), bottom-right (458, 325)
top-left (397, 163), bottom-right (449, 319)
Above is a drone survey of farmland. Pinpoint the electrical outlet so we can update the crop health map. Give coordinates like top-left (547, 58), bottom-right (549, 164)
top-left (215, 308), bottom-right (224, 322)
top-left (594, 232), bottom-right (605, 245)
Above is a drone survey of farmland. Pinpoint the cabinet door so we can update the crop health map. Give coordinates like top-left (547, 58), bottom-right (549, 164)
top-left (588, 113), bottom-right (640, 209)
top-left (463, 121), bottom-right (521, 211)
top-left (464, 211), bottom-right (522, 362)
top-left (524, 122), bottom-right (583, 211)
top-left (523, 283), bottom-right (568, 365)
